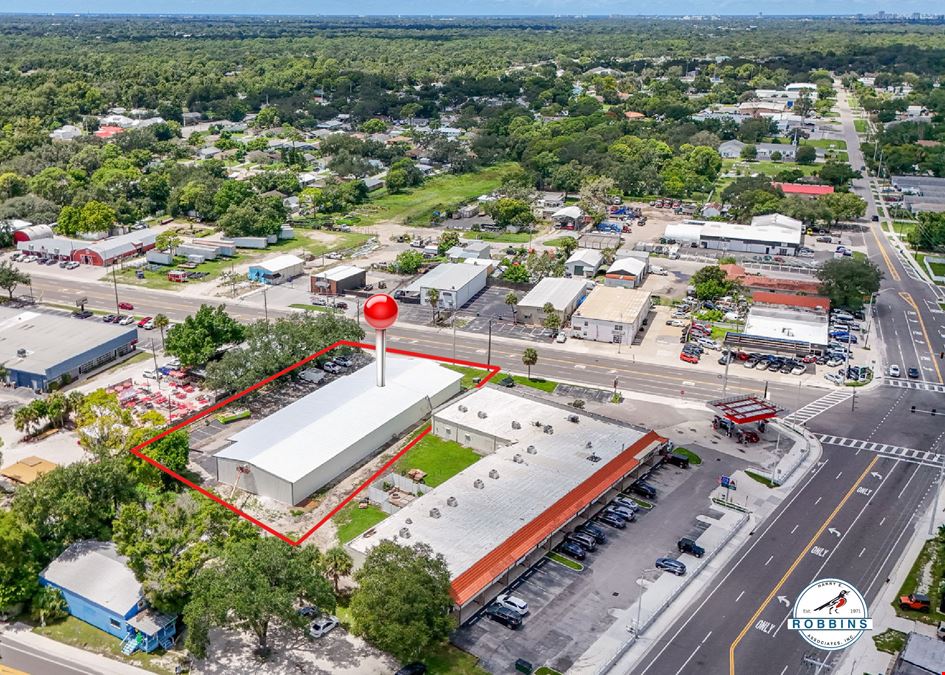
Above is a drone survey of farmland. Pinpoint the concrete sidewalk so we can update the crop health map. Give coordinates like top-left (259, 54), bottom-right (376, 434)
top-left (570, 420), bottom-right (823, 674)
top-left (0, 623), bottom-right (152, 674)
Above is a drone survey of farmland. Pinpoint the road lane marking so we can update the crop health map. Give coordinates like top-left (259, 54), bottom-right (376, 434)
top-left (790, 524), bottom-right (798, 534)
top-left (871, 224), bottom-right (901, 281)
top-left (859, 547), bottom-right (866, 558)
top-left (836, 471), bottom-right (843, 479)
top-left (764, 555), bottom-right (773, 566)
top-left (736, 590), bottom-right (745, 603)
top-left (728, 456), bottom-right (880, 675)
top-left (899, 291), bottom-right (944, 384)
top-left (674, 632), bottom-right (713, 675)
top-left (814, 496), bottom-right (822, 505)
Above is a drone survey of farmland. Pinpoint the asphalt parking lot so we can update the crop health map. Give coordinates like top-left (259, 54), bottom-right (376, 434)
top-left (453, 445), bottom-right (750, 674)
top-left (460, 287), bottom-right (555, 343)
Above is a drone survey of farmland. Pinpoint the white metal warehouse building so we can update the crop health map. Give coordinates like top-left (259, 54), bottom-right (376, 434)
top-left (215, 358), bottom-right (463, 504)
top-left (571, 286), bottom-right (652, 344)
top-left (405, 263), bottom-right (488, 309)
top-left (516, 277), bottom-right (590, 325)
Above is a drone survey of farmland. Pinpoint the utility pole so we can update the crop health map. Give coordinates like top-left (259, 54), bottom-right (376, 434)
top-left (262, 286), bottom-right (269, 323)
top-left (112, 266), bottom-right (121, 314)
top-left (150, 339), bottom-right (161, 392)
top-left (487, 318), bottom-right (493, 366)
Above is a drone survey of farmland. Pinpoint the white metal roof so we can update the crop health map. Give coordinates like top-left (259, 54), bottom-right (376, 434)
top-left (702, 215), bottom-right (803, 246)
top-left (41, 541), bottom-right (142, 614)
top-left (566, 249), bottom-right (603, 268)
top-left (349, 388), bottom-right (650, 580)
top-left (573, 286), bottom-right (651, 323)
top-left (607, 258), bottom-right (646, 276)
top-left (253, 253), bottom-right (304, 273)
top-left (217, 358), bottom-right (463, 483)
top-left (663, 221), bottom-right (705, 243)
top-left (744, 306), bottom-right (828, 345)
top-left (518, 277), bottom-right (590, 311)
top-left (552, 206), bottom-right (583, 220)
top-left (316, 264), bottom-right (365, 282)
top-left (404, 263), bottom-right (487, 293)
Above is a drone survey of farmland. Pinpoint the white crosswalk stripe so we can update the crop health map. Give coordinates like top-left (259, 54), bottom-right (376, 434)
top-left (885, 378), bottom-right (945, 393)
top-left (783, 390), bottom-right (854, 424)
top-left (817, 434), bottom-right (945, 468)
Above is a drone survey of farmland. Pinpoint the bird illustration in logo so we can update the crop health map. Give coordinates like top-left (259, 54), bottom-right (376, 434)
top-left (813, 589), bottom-right (848, 614)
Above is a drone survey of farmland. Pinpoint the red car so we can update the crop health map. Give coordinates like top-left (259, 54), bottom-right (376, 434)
top-left (118, 302), bottom-right (134, 310)
top-left (137, 316), bottom-right (153, 327)
top-left (680, 352), bottom-right (699, 364)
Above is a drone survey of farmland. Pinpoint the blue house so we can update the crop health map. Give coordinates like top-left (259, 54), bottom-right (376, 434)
top-left (39, 541), bottom-right (177, 655)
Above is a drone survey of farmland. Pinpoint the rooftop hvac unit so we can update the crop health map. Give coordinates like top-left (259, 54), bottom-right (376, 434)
top-left (446, 496), bottom-right (458, 507)
top-left (543, 425), bottom-right (554, 435)
top-left (533, 421), bottom-right (543, 427)
top-left (429, 508), bottom-right (441, 519)
top-left (477, 410), bottom-right (488, 419)
top-left (511, 420), bottom-right (521, 430)
top-left (489, 469), bottom-right (500, 480)
top-left (526, 445), bottom-right (537, 454)
top-left (513, 454), bottom-right (524, 464)
top-left (568, 414), bottom-right (580, 423)
top-left (585, 441), bottom-right (593, 449)
top-left (399, 527), bottom-right (411, 539)
top-left (459, 405), bottom-right (468, 413)
top-left (588, 453), bottom-right (601, 463)
top-left (16, 348), bottom-right (27, 358)
top-left (473, 479), bottom-right (485, 489)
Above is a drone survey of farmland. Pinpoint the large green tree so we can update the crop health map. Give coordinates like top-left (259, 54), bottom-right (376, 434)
top-left (184, 536), bottom-right (335, 658)
top-left (350, 541), bottom-right (454, 662)
top-left (164, 304), bottom-right (245, 368)
top-left (816, 257), bottom-right (883, 310)
top-left (0, 261), bottom-right (30, 300)
top-left (0, 511), bottom-right (43, 611)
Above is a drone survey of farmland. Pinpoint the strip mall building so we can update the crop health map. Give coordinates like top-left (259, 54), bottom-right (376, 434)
top-left (348, 387), bottom-right (666, 620)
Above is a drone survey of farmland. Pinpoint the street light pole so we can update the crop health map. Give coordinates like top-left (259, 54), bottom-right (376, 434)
top-left (112, 266), bottom-right (121, 314)
top-left (929, 434), bottom-right (945, 536)
top-left (487, 318), bottom-right (493, 366)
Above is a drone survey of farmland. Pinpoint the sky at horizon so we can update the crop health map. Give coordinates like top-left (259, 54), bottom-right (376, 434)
top-left (2, 1), bottom-right (944, 17)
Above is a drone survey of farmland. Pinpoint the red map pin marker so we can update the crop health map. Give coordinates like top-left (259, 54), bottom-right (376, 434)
top-left (364, 294), bottom-right (399, 387)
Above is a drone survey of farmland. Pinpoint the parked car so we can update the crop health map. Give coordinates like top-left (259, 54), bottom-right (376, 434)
top-left (142, 370), bottom-right (161, 380)
top-left (567, 532), bottom-right (598, 552)
top-left (332, 356), bottom-right (352, 368)
top-left (495, 594), bottom-right (529, 616)
top-left (102, 314), bottom-right (118, 323)
top-left (308, 615), bottom-right (339, 638)
top-left (297, 606), bottom-right (319, 618)
top-left (72, 310), bottom-right (93, 319)
top-left (322, 362), bottom-right (342, 374)
top-left (655, 557), bottom-right (687, 576)
top-left (555, 540), bottom-right (586, 560)
top-left (484, 604), bottom-right (523, 628)
top-left (629, 480), bottom-right (657, 499)
top-left (825, 372), bottom-right (844, 385)
top-left (666, 319), bottom-right (687, 327)
top-left (65, 261), bottom-right (80, 269)
top-left (680, 352), bottom-right (699, 364)
top-left (908, 367), bottom-right (920, 379)
top-left (142, 319), bottom-right (155, 330)
top-left (667, 452), bottom-right (691, 468)
top-left (791, 364), bottom-right (807, 376)
top-left (577, 521), bottom-right (607, 543)
top-left (611, 496), bottom-right (639, 512)
top-left (118, 315), bottom-right (136, 325)
top-left (137, 316), bottom-right (153, 327)
top-left (678, 538), bottom-right (705, 558)
top-left (899, 593), bottom-right (931, 612)
top-left (604, 505), bottom-right (636, 522)
top-left (596, 512), bottom-right (626, 529)
top-left (118, 302), bottom-right (134, 310)
top-left (888, 364), bottom-right (901, 377)
top-left (498, 375), bottom-right (515, 388)
top-left (555, 332), bottom-right (567, 343)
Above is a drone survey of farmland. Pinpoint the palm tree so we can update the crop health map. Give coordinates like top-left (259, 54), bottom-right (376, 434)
top-left (13, 405), bottom-right (38, 434)
top-left (522, 347), bottom-right (538, 379)
top-left (426, 287), bottom-right (440, 324)
top-left (154, 314), bottom-right (170, 352)
top-left (31, 586), bottom-right (67, 627)
top-left (323, 546), bottom-right (353, 593)
top-left (45, 392), bottom-right (67, 429)
top-left (505, 292), bottom-right (519, 323)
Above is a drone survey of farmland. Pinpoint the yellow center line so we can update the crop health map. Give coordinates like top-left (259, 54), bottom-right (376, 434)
top-left (871, 225), bottom-right (901, 282)
top-left (898, 292), bottom-right (944, 384)
top-left (728, 455), bottom-right (879, 675)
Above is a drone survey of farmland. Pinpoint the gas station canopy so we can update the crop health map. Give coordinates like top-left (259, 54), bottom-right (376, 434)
top-left (707, 394), bottom-right (784, 425)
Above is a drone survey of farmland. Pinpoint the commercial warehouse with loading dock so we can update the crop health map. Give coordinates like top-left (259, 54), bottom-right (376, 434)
top-left (214, 358), bottom-right (462, 505)
top-left (347, 387), bottom-right (666, 620)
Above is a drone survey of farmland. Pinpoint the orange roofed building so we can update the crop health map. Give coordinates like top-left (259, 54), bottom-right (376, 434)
top-left (347, 387), bottom-right (666, 619)
top-left (721, 263), bottom-right (823, 296)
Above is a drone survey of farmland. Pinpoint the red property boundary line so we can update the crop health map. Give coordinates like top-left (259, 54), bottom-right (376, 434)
top-left (128, 340), bottom-right (501, 546)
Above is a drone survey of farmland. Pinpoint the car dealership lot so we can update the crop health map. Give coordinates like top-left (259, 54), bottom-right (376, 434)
top-left (453, 445), bottom-right (749, 673)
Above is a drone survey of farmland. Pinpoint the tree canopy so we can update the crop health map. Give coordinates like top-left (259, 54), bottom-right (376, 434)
top-left (164, 304), bottom-right (245, 368)
top-left (816, 257), bottom-right (883, 310)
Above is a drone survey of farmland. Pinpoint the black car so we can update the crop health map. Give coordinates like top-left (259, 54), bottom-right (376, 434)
top-left (72, 310), bottom-right (93, 319)
top-left (629, 480), bottom-right (657, 499)
top-left (596, 512), bottom-right (626, 529)
top-left (102, 314), bottom-right (118, 323)
top-left (484, 604), bottom-right (523, 629)
top-left (578, 522), bottom-right (607, 543)
top-left (555, 540), bottom-right (587, 560)
top-left (908, 367), bottom-right (920, 379)
top-left (678, 537), bottom-right (705, 558)
top-left (498, 376), bottom-right (515, 388)
top-left (666, 452), bottom-right (690, 468)
top-left (395, 663), bottom-right (427, 675)
top-left (567, 532), bottom-right (598, 551)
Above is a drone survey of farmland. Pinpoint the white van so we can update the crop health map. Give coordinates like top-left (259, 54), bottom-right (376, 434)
top-left (299, 368), bottom-right (326, 384)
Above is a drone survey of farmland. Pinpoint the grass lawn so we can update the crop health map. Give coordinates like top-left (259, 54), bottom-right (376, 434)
top-left (289, 303), bottom-right (334, 312)
top-left (420, 643), bottom-right (489, 675)
top-left (854, 119), bottom-right (867, 133)
top-left (894, 532), bottom-right (945, 625)
top-left (442, 364), bottom-right (557, 392)
top-left (267, 230), bottom-right (372, 257)
top-left (745, 470), bottom-right (776, 488)
top-left (673, 447), bottom-right (703, 465)
top-left (872, 628), bottom-right (907, 655)
top-left (395, 433), bottom-right (481, 487)
top-left (355, 163), bottom-right (516, 226)
top-left (803, 138), bottom-right (847, 150)
top-left (442, 364), bottom-right (491, 388)
top-left (720, 159), bottom-right (820, 182)
top-left (333, 502), bottom-right (389, 543)
top-left (547, 551), bottom-right (584, 571)
top-left (710, 326), bottom-right (730, 342)
top-left (34, 617), bottom-right (170, 674)
top-left (893, 221), bottom-right (917, 239)
top-left (535, 668), bottom-right (563, 675)
top-left (544, 236), bottom-right (579, 248)
top-left (461, 230), bottom-right (534, 243)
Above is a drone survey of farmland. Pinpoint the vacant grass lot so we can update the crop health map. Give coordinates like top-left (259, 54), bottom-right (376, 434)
top-left (872, 628), bottom-right (907, 655)
top-left (34, 617), bottom-right (170, 673)
top-left (544, 235), bottom-right (579, 248)
top-left (854, 119), bottom-right (867, 133)
top-left (395, 433), bottom-right (481, 487)
top-left (442, 364), bottom-right (558, 393)
top-left (893, 531), bottom-right (945, 625)
top-left (333, 502), bottom-right (389, 543)
top-left (421, 643), bottom-right (489, 675)
top-left (355, 163), bottom-right (516, 225)
top-left (461, 230), bottom-right (534, 243)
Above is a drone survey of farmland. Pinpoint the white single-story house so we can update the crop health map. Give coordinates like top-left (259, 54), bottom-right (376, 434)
top-left (565, 249), bottom-right (603, 278)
